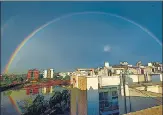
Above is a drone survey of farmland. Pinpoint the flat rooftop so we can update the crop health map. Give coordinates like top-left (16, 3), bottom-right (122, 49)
top-left (124, 105), bottom-right (162, 115)
top-left (128, 82), bottom-right (163, 88)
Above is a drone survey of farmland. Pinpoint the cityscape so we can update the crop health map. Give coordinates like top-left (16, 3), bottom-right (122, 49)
top-left (1, 61), bottom-right (162, 115)
top-left (1, 1), bottom-right (162, 115)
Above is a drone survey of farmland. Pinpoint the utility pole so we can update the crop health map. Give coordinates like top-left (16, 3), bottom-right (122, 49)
top-left (120, 70), bottom-right (127, 114)
top-left (123, 73), bottom-right (127, 114)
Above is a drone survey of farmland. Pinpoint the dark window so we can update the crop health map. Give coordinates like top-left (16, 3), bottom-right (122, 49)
top-left (104, 92), bottom-right (108, 100)
top-left (112, 96), bottom-right (118, 99)
top-left (113, 112), bottom-right (119, 115)
top-left (99, 93), bottom-right (104, 100)
top-left (100, 101), bottom-right (105, 109)
top-left (112, 91), bottom-right (118, 97)
top-left (104, 101), bottom-right (109, 107)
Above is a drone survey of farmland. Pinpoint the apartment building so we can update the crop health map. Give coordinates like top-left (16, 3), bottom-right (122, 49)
top-left (43, 69), bottom-right (54, 78)
top-left (27, 69), bottom-right (39, 81)
top-left (70, 68), bottom-right (130, 115)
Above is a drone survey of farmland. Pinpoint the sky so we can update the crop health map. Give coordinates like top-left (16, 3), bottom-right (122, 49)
top-left (1, 1), bottom-right (162, 73)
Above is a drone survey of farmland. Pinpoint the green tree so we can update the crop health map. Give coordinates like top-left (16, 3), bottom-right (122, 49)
top-left (23, 90), bottom-right (70, 115)
top-left (63, 75), bottom-right (70, 80)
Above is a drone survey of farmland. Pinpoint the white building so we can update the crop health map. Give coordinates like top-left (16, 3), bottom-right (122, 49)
top-left (43, 70), bottom-right (47, 78)
top-left (148, 63), bottom-right (153, 67)
top-left (43, 69), bottom-right (54, 78)
top-left (104, 62), bottom-right (110, 68)
top-left (50, 69), bottom-right (54, 78)
top-left (70, 74), bottom-right (131, 115)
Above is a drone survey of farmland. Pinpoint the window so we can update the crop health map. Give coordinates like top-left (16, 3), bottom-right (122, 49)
top-left (99, 87), bottom-right (119, 113)
top-left (113, 112), bottom-right (119, 115)
top-left (100, 101), bottom-right (105, 109)
top-left (112, 91), bottom-right (118, 97)
top-left (99, 92), bottom-right (104, 100)
top-left (104, 101), bottom-right (109, 107)
top-left (112, 96), bottom-right (118, 100)
top-left (104, 92), bottom-right (108, 100)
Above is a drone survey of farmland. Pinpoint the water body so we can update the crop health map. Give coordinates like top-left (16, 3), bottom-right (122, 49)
top-left (1, 85), bottom-right (70, 115)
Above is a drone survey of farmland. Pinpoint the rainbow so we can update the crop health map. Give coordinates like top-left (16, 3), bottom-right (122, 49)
top-left (9, 96), bottom-right (21, 115)
top-left (3, 11), bottom-right (162, 74)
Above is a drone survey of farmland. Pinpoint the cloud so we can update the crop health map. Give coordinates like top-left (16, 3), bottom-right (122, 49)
top-left (103, 45), bottom-right (111, 52)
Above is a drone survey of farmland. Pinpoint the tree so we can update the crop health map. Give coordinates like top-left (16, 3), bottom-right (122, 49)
top-left (22, 90), bottom-right (70, 115)
top-left (62, 75), bottom-right (70, 80)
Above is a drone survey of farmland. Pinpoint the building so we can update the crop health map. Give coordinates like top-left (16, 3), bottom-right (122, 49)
top-left (146, 62), bottom-right (162, 73)
top-left (104, 62), bottom-right (110, 68)
top-left (125, 105), bottom-right (162, 115)
top-left (70, 68), bottom-right (131, 115)
top-left (150, 73), bottom-right (162, 83)
top-left (43, 69), bottom-right (54, 78)
top-left (70, 71), bottom-right (162, 115)
top-left (27, 69), bottom-right (39, 81)
top-left (59, 72), bottom-right (67, 78)
top-left (120, 61), bottom-right (128, 66)
top-left (43, 70), bottom-right (47, 78)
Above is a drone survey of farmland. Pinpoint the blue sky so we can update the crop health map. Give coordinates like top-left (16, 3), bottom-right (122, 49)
top-left (1, 2), bottom-right (162, 73)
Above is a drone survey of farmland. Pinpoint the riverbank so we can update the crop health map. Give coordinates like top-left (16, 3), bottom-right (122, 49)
top-left (24, 80), bottom-right (70, 88)
top-left (0, 83), bottom-right (24, 92)
top-left (0, 80), bottom-right (70, 92)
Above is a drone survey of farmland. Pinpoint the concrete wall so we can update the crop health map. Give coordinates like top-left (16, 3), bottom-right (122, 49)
top-left (78, 76), bottom-right (87, 90)
top-left (128, 68), bottom-right (138, 74)
top-left (144, 67), bottom-right (152, 74)
top-left (70, 88), bottom-right (79, 115)
top-left (127, 75), bottom-right (146, 84)
top-left (147, 85), bottom-right (162, 93)
top-left (78, 89), bottom-right (87, 115)
top-left (100, 76), bottom-right (120, 87)
top-left (128, 88), bottom-right (162, 113)
top-left (119, 84), bottom-right (130, 114)
top-left (71, 76), bottom-right (78, 88)
top-left (126, 75), bottom-right (139, 84)
top-left (151, 74), bottom-right (162, 83)
top-left (160, 74), bottom-right (162, 81)
top-left (138, 74), bottom-right (145, 82)
top-left (115, 70), bottom-right (121, 74)
top-left (158, 86), bottom-right (162, 94)
top-left (146, 74), bottom-right (152, 82)
top-left (87, 77), bottom-right (99, 115)
top-left (135, 85), bottom-right (162, 94)
top-left (135, 87), bottom-right (145, 91)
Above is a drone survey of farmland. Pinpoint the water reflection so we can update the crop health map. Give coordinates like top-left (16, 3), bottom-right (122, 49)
top-left (1, 85), bottom-right (70, 115)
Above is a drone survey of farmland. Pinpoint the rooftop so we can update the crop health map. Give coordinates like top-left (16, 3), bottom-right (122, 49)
top-left (129, 82), bottom-right (163, 88)
top-left (124, 105), bottom-right (162, 115)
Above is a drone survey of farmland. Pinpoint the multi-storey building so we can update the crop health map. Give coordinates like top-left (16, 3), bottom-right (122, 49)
top-left (43, 69), bottom-right (54, 78)
top-left (27, 69), bottom-right (39, 81)
top-left (70, 66), bottom-right (130, 115)
top-left (70, 66), bottom-right (162, 115)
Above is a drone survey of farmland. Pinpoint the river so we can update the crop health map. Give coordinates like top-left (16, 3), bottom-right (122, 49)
top-left (1, 85), bottom-right (70, 115)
